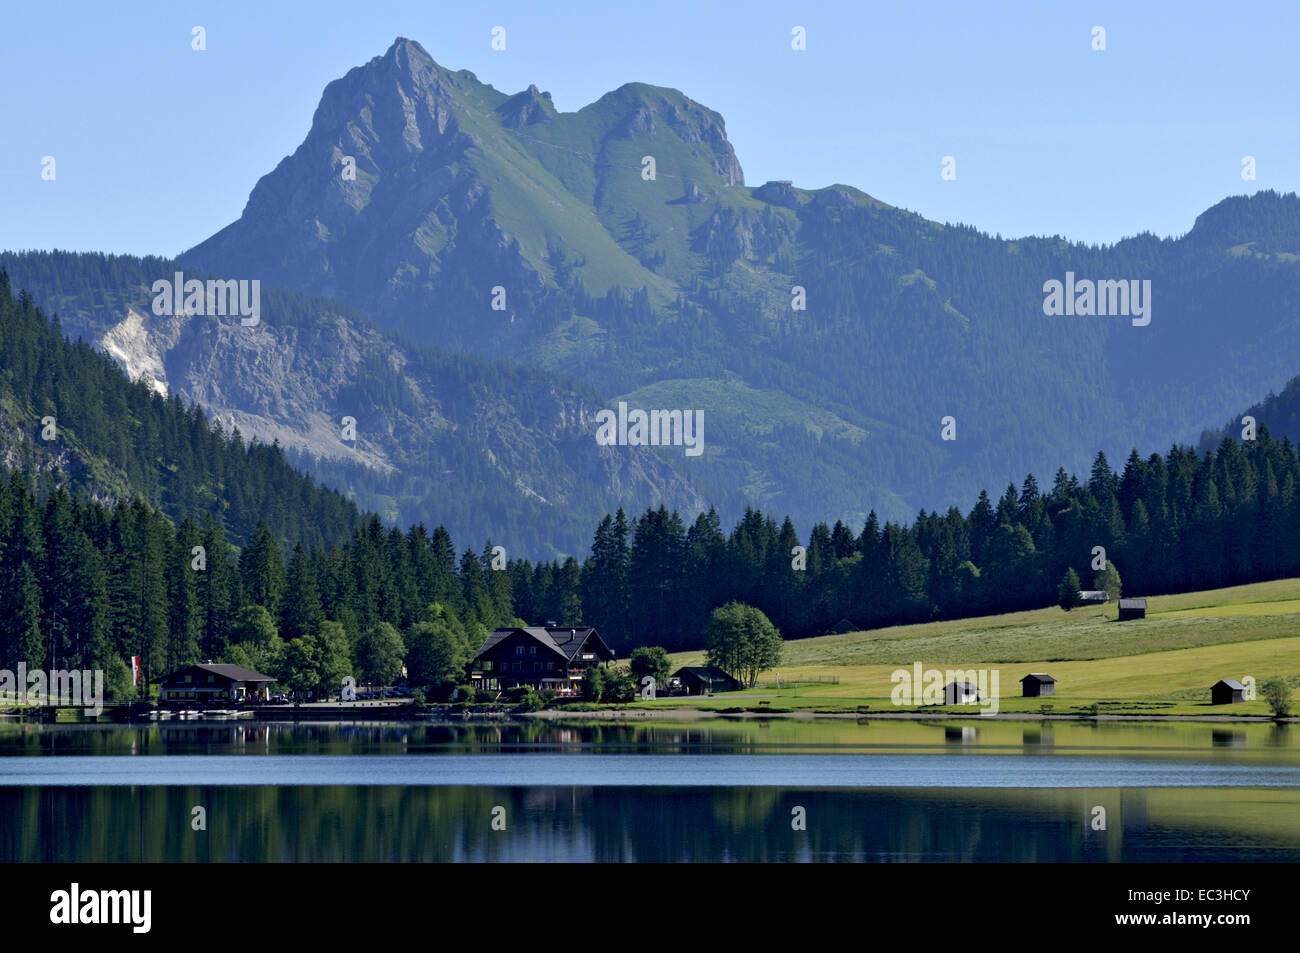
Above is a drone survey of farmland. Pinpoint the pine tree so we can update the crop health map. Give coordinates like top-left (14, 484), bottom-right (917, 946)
top-left (240, 520), bottom-right (286, 617)
top-left (1057, 568), bottom-right (1081, 610)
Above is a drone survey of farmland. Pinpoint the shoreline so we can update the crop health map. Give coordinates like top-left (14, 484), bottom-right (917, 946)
top-left (522, 707), bottom-right (1295, 725)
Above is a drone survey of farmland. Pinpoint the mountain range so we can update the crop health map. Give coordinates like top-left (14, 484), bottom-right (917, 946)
top-left (6, 36), bottom-right (1300, 556)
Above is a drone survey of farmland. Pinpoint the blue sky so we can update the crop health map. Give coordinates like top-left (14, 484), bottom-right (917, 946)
top-left (2, 0), bottom-right (1296, 256)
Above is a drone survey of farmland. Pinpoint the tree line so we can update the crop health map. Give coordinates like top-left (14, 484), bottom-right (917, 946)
top-left (513, 432), bottom-right (1300, 650)
top-left (4, 420), bottom-right (1299, 699)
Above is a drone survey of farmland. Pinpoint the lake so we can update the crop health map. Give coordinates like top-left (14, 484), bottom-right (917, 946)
top-left (2, 719), bottom-right (1297, 862)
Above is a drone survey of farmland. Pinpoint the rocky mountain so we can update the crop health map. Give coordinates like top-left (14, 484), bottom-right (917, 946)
top-left (177, 38), bottom-right (1300, 534)
top-left (0, 251), bottom-right (718, 558)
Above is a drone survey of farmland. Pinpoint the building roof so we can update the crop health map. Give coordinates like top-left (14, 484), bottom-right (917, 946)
top-left (164, 663), bottom-right (274, 684)
top-left (474, 626), bottom-right (611, 664)
top-left (945, 681), bottom-right (979, 691)
top-left (1118, 599), bottom-right (1147, 608)
top-left (1020, 673), bottom-right (1057, 683)
top-left (1214, 679), bottom-right (1246, 690)
top-left (672, 666), bottom-right (739, 683)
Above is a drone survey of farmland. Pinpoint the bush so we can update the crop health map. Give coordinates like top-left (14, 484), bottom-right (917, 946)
top-left (518, 690), bottom-right (545, 712)
top-left (604, 672), bottom-right (637, 703)
top-left (410, 689), bottom-right (427, 708)
top-left (473, 688), bottom-right (498, 704)
top-left (1261, 679), bottom-right (1292, 718)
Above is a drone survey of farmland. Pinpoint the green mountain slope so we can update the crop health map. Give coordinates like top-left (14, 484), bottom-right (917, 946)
top-left (176, 38), bottom-right (1300, 533)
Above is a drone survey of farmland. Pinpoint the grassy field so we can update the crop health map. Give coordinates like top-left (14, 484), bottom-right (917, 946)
top-left (655, 578), bottom-right (1300, 716)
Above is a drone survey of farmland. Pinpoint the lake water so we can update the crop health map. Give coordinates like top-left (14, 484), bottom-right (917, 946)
top-left (2, 719), bottom-right (1297, 862)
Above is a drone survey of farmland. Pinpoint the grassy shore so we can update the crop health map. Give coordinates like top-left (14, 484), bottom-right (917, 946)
top-left (644, 577), bottom-right (1300, 717)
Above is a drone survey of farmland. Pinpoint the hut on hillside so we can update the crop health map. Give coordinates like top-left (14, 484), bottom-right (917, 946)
top-left (1118, 598), bottom-right (1147, 620)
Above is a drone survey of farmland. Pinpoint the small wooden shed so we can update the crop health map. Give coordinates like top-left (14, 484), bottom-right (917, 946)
top-left (944, 681), bottom-right (980, 705)
top-left (1211, 679), bottom-right (1246, 705)
top-left (1020, 673), bottom-right (1057, 697)
top-left (1118, 598), bottom-right (1147, 620)
top-left (671, 666), bottom-right (742, 696)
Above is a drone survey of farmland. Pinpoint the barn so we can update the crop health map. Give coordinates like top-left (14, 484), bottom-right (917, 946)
top-left (1020, 673), bottom-right (1057, 697)
top-left (1118, 598), bottom-right (1147, 620)
top-left (1211, 679), bottom-right (1246, 705)
top-left (671, 666), bottom-right (742, 696)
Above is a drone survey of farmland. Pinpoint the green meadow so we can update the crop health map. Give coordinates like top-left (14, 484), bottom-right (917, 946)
top-left (654, 578), bottom-right (1300, 716)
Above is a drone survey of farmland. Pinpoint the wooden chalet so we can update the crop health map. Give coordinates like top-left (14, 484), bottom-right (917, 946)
top-left (470, 626), bottom-right (615, 694)
top-left (158, 663), bottom-right (274, 704)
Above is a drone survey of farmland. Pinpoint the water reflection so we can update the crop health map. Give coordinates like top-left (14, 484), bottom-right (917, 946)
top-left (1, 720), bottom-right (1294, 761)
top-left (0, 784), bottom-right (1295, 863)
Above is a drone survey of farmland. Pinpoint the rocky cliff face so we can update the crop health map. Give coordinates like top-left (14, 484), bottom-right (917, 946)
top-left (0, 253), bottom-right (713, 557)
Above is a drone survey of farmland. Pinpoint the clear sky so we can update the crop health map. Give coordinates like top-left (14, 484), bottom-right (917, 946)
top-left (2, 0), bottom-right (1296, 257)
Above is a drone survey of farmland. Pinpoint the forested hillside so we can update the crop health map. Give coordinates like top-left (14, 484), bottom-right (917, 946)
top-left (0, 271), bottom-right (361, 549)
top-left (515, 432), bottom-right (1300, 651)
top-left (1200, 373), bottom-right (1300, 452)
top-left (0, 251), bottom-right (734, 558)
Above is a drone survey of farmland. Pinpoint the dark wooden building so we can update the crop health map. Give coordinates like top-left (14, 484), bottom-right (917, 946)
top-left (1118, 598), bottom-right (1147, 620)
top-left (470, 626), bottom-right (615, 693)
top-left (1020, 673), bottom-right (1057, 697)
top-left (670, 666), bottom-right (742, 696)
top-left (1211, 679), bottom-right (1246, 705)
top-left (158, 663), bottom-right (274, 704)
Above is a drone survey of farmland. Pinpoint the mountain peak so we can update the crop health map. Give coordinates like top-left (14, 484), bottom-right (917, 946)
top-left (384, 36), bottom-right (435, 71)
top-left (497, 83), bottom-right (556, 127)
